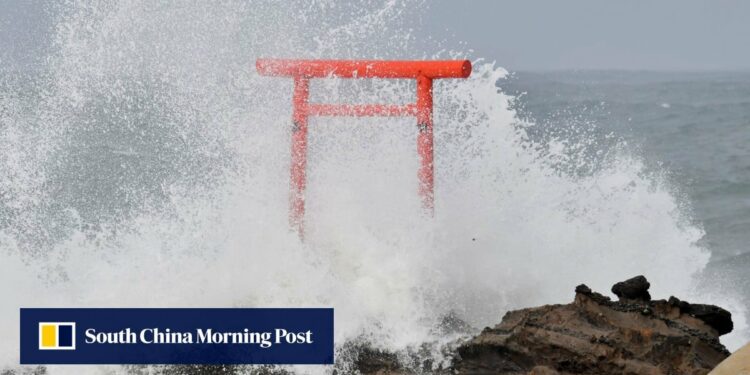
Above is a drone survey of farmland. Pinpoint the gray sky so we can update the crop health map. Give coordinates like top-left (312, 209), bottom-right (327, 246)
top-left (2, 1), bottom-right (750, 71)
top-left (426, 0), bottom-right (750, 71)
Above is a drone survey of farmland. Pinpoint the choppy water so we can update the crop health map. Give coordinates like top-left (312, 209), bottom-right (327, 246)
top-left (502, 71), bottom-right (750, 310)
top-left (0, 2), bottom-right (747, 373)
top-left (504, 71), bottom-right (750, 261)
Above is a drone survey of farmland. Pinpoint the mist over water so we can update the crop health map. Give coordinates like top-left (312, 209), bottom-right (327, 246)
top-left (0, 1), bottom-right (746, 373)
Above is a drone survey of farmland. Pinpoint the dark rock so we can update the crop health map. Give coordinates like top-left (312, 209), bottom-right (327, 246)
top-left (685, 303), bottom-right (734, 336)
top-left (669, 295), bottom-right (691, 311)
top-left (529, 366), bottom-right (560, 375)
top-left (354, 347), bottom-right (402, 375)
top-left (452, 281), bottom-right (731, 375)
top-left (353, 279), bottom-right (734, 375)
top-left (575, 283), bottom-right (611, 305)
top-left (611, 275), bottom-right (651, 301)
top-left (667, 296), bottom-right (733, 335)
top-left (574, 284), bottom-right (591, 294)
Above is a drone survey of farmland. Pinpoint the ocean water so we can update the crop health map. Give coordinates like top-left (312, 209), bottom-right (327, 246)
top-left (502, 71), bottom-right (750, 309)
top-left (0, 2), bottom-right (747, 373)
top-left (503, 71), bottom-right (750, 260)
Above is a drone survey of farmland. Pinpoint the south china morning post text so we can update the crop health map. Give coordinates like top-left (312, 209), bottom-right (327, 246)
top-left (20, 308), bottom-right (334, 365)
top-left (84, 327), bottom-right (314, 347)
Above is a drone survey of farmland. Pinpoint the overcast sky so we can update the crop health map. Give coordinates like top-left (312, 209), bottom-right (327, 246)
top-left (2, 1), bottom-right (750, 72)
top-left (426, 0), bottom-right (750, 71)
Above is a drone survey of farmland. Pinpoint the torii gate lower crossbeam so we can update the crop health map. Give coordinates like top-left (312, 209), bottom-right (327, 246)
top-left (256, 59), bottom-right (472, 237)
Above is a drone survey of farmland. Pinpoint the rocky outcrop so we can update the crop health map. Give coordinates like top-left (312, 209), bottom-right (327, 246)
top-left (452, 276), bottom-right (732, 375)
top-left (612, 275), bottom-right (651, 301)
top-left (670, 298), bottom-right (733, 336)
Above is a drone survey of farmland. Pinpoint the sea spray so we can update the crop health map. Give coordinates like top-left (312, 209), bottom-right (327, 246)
top-left (0, 1), bottom-right (745, 373)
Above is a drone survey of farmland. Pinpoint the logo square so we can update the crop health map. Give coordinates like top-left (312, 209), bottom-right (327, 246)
top-left (38, 322), bottom-right (76, 350)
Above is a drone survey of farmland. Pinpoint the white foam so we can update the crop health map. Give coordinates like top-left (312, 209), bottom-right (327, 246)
top-left (0, 1), bottom-right (745, 373)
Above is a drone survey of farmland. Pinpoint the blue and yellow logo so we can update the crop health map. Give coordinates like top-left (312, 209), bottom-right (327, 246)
top-left (38, 322), bottom-right (76, 350)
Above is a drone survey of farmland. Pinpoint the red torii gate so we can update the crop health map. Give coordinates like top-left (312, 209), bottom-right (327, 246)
top-left (256, 59), bottom-right (472, 237)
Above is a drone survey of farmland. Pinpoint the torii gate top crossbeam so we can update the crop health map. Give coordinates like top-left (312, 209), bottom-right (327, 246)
top-left (256, 59), bottom-right (471, 79)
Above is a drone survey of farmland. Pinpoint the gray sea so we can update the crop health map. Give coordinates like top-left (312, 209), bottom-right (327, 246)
top-left (502, 71), bottom-right (750, 305)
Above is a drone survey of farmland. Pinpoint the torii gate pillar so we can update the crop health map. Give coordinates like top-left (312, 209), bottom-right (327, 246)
top-left (256, 59), bottom-right (472, 237)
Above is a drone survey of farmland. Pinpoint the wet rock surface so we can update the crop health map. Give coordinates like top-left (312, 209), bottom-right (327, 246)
top-left (611, 275), bottom-right (651, 301)
top-left (125, 277), bottom-right (734, 375)
top-left (357, 276), bottom-right (733, 375)
top-left (452, 276), bottom-right (732, 375)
